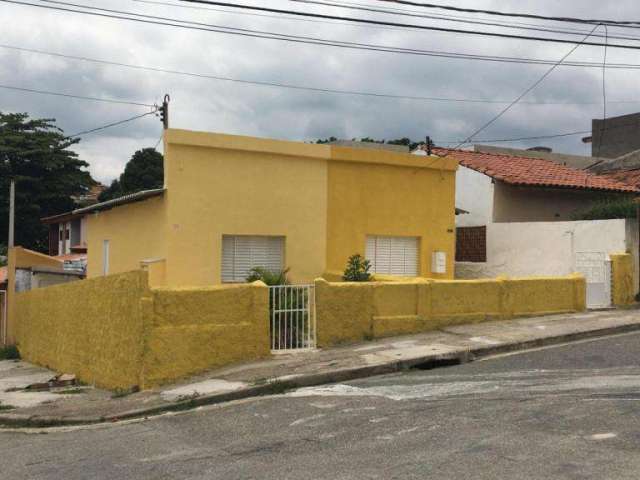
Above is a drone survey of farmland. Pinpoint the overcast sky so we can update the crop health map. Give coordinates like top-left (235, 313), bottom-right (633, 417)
top-left (1, 0), bottom-right (640, 184)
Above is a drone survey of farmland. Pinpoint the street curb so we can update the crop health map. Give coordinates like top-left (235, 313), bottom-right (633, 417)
top-left (2, 321), bottom-right (640, 429)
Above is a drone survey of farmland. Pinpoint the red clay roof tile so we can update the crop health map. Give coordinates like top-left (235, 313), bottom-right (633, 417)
top-left (430, 148), bottom-right (638, 193)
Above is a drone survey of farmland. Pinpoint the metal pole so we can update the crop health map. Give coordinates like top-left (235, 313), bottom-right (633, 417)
top-left (8, 178), bottom-right (15, 248)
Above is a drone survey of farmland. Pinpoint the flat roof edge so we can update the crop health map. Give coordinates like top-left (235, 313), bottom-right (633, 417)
top-left (165, 129), bottom-right (458, 171)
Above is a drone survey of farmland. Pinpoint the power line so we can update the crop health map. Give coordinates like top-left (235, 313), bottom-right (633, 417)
top-left (448, 24), bottom-right (601, 150)
top-left (172, 0), bottom-right (640, 50)
top-left (0, 83), bottom-right (155, 107)
top-left (436, 117), bottom-right (640, 145)
top-left (67, 110), bottom-right (157, 138)
top-left (5, 43), bottom-right (640, 106)
top-left (375, 0), bottom-right (640, 27)
top-left (8, 0), bottom-right (640, 53)
top-left (436, 130), bottom-right (591, 145)
top-left (289, 0), bottom-right (640, 42)
top-left (597, 25), bottom-right (608, 158)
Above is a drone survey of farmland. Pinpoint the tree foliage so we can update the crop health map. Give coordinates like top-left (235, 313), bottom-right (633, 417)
top-left (571, 197), bottom-right (637, 220)
top-left (99, 148), bottom-right (163, 202)
top-left (0, 112), bottom-right (92, 252)
top-left (316, 136), bottom-right (423, 150)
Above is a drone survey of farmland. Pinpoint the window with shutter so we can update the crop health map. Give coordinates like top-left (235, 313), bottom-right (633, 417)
top-left (221, 235), bottom-right (285, 282)
top-left (366, 235), bottom-right (419, 276)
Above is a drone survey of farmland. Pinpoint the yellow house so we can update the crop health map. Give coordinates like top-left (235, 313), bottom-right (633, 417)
top-left (83, 129), bottom-right (458, 286)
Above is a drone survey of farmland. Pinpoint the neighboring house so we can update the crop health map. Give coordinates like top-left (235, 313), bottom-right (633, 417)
top-left (41, 211), bottom-right (88, 256)
top-left (81, 130), bottom-right (458, 286)
top-left (585, 112), bottom-right (640, 159)
top-left (72, 183), bottom-right (106, 206)
top-left (413, 146), bottom-right (639, 308)
top-left (432, 148), bottom-right (637, 226)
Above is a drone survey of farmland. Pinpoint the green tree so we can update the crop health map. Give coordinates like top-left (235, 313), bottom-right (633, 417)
top-left (99, 148), bottom-right (163, 202)
top-left (315, 136), bottom-right (424, 150)
top-left (0, 112), bottom-right (92, 252)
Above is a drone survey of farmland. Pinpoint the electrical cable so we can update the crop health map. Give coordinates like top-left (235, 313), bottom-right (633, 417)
top-left (447, 24), bottom-right (601, 151)
top-left (172, 0), bottom-right (640, 49)
top-left (375, 0), bottom-right (640, 27)
top-left (596, 25), bottom-right (608, 157)
top-left (67, 110), bottom-right (157, 138)
top-left (5, 43), bottom-right (640, 106)
top-left (288, 0), bottom-right (640, 42)
top-left (0, 83), bottom-right (154, 107)
top-left (7, 0), bottom-right (640, 52)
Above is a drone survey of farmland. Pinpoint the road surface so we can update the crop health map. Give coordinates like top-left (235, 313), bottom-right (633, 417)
top-left (2, 332), bottom-right (640, 479)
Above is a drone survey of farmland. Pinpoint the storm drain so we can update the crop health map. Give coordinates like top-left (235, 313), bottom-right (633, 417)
top-left (409, 357), bottom-right (462, 371)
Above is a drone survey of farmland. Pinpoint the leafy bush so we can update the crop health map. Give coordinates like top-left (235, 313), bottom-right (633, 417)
top-left (246, 267), bottom-right (290, 286)
top-left (343, 254), bottom-right (372, 282)
top-left (0, 345), bottom-right (20, 360)
top-left (572, 197), bottom-right (637, 220)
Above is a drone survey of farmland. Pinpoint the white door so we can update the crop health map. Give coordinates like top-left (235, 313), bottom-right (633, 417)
top-left (575, 252), bottom-right (611, 309)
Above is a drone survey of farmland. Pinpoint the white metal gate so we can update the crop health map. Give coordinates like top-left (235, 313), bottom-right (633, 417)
top-left (269, 285), bottom-right (316, 352)
top-left (575, 252), bottom-right (611, 309)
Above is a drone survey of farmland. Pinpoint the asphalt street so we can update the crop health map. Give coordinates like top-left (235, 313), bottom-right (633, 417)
top-left (2, 332), bottom-right (640, 479)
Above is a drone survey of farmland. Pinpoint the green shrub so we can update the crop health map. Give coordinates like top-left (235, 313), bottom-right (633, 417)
top-left (343, 254), bottom-right (372, 282)
top-left (245, 267), bottom-right (290, 286)
top-left (572, 197), bottom-right (637, 220)
top-left (0, 345), bottom-right (20, 360)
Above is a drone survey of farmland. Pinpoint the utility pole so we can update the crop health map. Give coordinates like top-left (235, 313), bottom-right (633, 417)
top-left (425, 136), bottom-right (433, 156)
top-left (8, 178), bottom-right (14, 248)
top-left (159, 94), bottom-right (170, 130)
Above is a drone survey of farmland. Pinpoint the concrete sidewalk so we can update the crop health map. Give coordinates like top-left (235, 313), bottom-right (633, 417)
top-left (1, 308), bottom-right (639, 428)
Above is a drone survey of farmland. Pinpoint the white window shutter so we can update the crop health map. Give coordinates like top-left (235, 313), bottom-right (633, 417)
top-left (221, 235), bottom-right (284, 282)
top-left (365, 235), bottom-right (419, 276)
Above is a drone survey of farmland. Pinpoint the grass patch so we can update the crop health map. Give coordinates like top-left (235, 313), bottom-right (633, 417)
top-left (0, 404), bottom-right (15, 411)
top-left (0, 345), bottom-right (20, 360)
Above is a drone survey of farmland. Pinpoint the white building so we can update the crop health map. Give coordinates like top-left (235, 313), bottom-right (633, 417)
top-left (414, 146), bottom-right (639, 308)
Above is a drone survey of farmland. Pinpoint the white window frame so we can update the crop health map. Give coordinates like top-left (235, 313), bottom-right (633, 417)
top-left (366, 235), bottom-right (420, 276)
top-left (221, 235), bottom-right (285, 283)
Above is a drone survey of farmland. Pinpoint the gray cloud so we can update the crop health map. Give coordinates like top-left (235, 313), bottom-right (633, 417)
top-left (1, 0), bottom-right (639, 183)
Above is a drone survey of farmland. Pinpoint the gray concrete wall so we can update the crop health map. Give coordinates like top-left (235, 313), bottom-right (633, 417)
top-left (474, 145), bottom-right (602, 170)
top-left (492, 182), bottom-right (625, 223)
top-left (592, 112), bottom-right (640, 159)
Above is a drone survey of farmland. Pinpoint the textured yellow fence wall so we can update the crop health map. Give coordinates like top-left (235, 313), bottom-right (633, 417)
top-left (142, 283), bottom-right (270, 388)
top-left (15, 271), bottom-right (270, 390)
top-left (15, 271), bottom-right (149, 390)
top-left (316, 275), bottom-right (586, 347)
top-left (610, 253), bottom-right (635, 306)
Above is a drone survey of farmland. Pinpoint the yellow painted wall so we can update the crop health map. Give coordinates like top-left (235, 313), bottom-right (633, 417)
top-left (86, 195), bottom-right (167, 279)
top-left (163, 130), bottom-right (329, 286)
top-left (326, 150), bottom-right (457, 280)
top-left (13, 270), bottom-right (271, 390)
top-left (6, 247), bottom-right (64, 344)
top-left (610, 253), bottom-right (635, 306)
top-left (316, 274), bottom-right (586, 347)
top-left (15, 270), bottom-right (149, 390)
top-left (143, 282), bottom-right (270, 387)
top-left (86, 130), bottom-right (456, 287)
